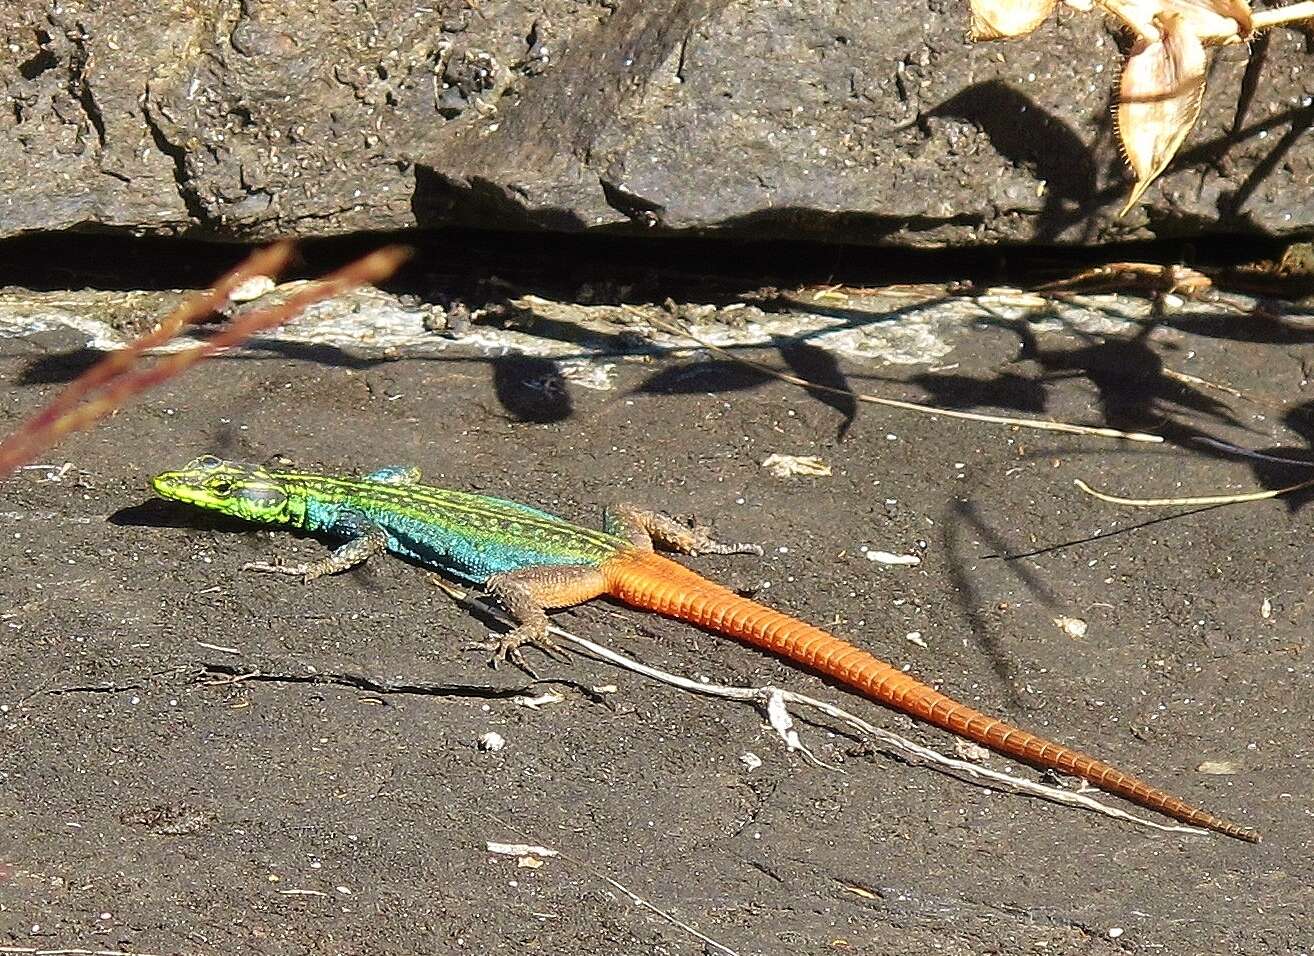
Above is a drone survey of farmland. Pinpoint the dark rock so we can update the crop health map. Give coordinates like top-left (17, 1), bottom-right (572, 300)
top-left (3, 0), bottom-right (1312, 246)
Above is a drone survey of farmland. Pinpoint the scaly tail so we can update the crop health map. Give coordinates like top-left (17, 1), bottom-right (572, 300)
top-left (601, 549), bottom-right (1258, 842)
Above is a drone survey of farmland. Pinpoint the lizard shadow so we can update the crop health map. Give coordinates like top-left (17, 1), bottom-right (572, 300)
top-left (115, 498), bottom-right (340, 557)
top-left (115, 499), bottom-right (409, 595)
top-left (111, 498), bottom-right (262, 534)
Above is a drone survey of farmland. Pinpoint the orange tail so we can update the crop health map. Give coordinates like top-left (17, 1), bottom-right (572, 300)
top-left (602, 549), bottom-right (1257, 842)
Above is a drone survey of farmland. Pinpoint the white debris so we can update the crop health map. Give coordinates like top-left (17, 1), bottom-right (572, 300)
top-left (513, 691), bottom-right (565, 709)
top-left (1053, 616), bottom-right (1088, 639)
top-left (953, 739), bottom-right (991, 763)
top-left (1196, 760), bottom-right (1240, 775)
top-left (487, 842), bottom-right (558, 858)
top-left (477, 731), bottom-right (506, 752)
top-left (761, 453), bottom-right (832, 477)
top-left (866, 551), bottom-right (921, 566)
top-left (905, 631), bottom-right (927, 648)
top-left (740, 752), bottom-right (763, 771)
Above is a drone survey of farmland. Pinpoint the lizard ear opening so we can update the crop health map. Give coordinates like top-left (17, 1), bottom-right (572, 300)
top-left (232, 483), bottom-right (290, 520)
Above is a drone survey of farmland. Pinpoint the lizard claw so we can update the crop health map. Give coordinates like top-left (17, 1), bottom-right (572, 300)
top-left (242, 559), bottom-right (317, 583)
top-left (487, 629), bottom-right (572, 670)
top-left (681, 516), bottom-right (763, 557)
top-left (247, 551), bottom-right (328, 583)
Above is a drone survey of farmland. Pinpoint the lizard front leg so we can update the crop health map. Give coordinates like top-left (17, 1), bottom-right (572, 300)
top-left (605, 502), bottom-right (763, 557)
top-left (244, 511), bottom-right (389, 583)
top-left (484, 564), bottom-right (607, 668)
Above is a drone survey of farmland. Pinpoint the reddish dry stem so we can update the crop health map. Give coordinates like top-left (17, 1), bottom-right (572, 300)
top-left (0, 243), bottom-right (408, 476)
top-left (0, 243), bottom-right (295, 474)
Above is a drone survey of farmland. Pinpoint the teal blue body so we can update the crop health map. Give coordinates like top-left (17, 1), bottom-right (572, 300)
top-left (298, 475), bottom-right (627, 583)
top-left (149, 458), bottom-right (631, 585)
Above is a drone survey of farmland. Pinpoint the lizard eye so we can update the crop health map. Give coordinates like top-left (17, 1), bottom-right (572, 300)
top-left (211, 480), bottom-right (233, 496)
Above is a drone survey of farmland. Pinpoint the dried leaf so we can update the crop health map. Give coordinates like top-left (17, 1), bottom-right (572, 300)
top-left (970, 0), bottom-right (1058, 39)
top-left (1116, 12), bottom-right (1209, 213)
top-left (761, 453), bottom-right (831, 477)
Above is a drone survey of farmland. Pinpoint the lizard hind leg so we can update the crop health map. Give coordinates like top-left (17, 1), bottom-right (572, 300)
top-left (484, 564), bottom-right (608, 668)
top-left (605, 502), bottom-right (763, 557)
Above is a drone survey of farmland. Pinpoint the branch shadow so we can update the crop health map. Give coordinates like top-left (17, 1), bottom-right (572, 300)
top-left (923, 81), bottom-right (1101, 243)
top-left (938, 497), bottom-right (1069, 711)
top-left (776, 340), bottom-right (857, 439)
top-left (981, 314), bottom-right (1247, 442)
top-left (1224, 399), bottom-right (1314, 512)
top-left (491, 354), bottom-right (574, 423)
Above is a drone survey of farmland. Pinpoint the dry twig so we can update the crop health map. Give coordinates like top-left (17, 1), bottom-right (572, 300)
top-left (1075, 474), bottom-right (1314, 506)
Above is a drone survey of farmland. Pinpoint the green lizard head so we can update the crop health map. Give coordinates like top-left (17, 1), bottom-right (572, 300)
top-left (151, 456), bottom-right (300, 525)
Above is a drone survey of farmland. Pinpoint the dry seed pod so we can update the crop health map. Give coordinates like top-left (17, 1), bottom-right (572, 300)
top-left (1096, 0), bottom-right (1251, 43)
top-left (969, 0), bottom-right (1058, 38)
top-left (1115, 11), bottom-right (1208, 213)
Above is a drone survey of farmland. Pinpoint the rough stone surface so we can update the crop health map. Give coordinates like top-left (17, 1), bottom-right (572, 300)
top-left (4, 0), bottom-right (1314, 245)
top-left (1, 275), bottom-right (1312, 953)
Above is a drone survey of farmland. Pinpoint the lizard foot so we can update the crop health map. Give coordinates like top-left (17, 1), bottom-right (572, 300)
top-left (487, 628), bottom-right (572, 671)
top-left (242, 559), bottom-right (322, 583)
top-left (685, 521), bottom-right (764, 557)
top-left (606, 502), bottom-right (764, 556)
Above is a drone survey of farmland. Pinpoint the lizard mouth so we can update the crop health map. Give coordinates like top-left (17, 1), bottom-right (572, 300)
top-left (150, 472), bottom-right (202, 503)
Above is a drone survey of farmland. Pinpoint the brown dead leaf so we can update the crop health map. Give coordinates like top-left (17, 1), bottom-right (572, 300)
top-left (970, 0), bottom-right (1058, 38)
top-left (1116, 11), bottom-right (1209, 213)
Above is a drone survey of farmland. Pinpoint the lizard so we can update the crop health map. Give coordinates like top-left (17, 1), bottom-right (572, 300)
top-left (150, 455), bottom-right (1259, 843)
